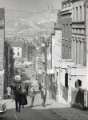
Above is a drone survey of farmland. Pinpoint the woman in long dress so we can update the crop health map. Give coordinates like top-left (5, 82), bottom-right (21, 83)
top-left (21, 84), bottom-right (28, 108)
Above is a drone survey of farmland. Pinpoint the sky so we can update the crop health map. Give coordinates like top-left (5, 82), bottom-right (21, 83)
top-left (0, 0), bottom-right (61, 11)
top-left (0, 0), bottom-right (62, 41)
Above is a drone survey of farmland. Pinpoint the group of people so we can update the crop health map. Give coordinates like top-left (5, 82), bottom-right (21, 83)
top-left (30, 79), bottom-right (47, 107)
top-left (11, 79), bottom-right (47, 112)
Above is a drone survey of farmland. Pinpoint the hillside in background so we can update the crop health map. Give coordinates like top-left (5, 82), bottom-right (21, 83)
top-left (0, 0), bottom-right (61, 45)
top-left (5, 10), bottom-right (57, 41)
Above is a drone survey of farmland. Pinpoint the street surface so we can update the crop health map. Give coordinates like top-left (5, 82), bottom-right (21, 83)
top-left (1, 105), bottom-right (88, 120)
top-left (1, 94), bottom-right (88, 120)
top-left (0, 107), bottom-right (66, 120)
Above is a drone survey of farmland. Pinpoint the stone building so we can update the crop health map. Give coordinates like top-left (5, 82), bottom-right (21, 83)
top-left (59, 0), bottom-right (72, 59)
top-left (53, 0), bottom-right (88, 105)
top-left (53, 0), bottom-right (73, 104)
top-left (4, 41), bottom-right (14, 94)
top-left (0, 8), bottom-right (5, 98)
top-left (70, 0), bottom-right (88, 89)
top-left (46, 27), bottom-right (62, 100)
top-left (72, 0), bottom-right (86, 65)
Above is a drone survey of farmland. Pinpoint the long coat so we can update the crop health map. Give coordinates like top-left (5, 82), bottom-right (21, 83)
top-left (13, 87), bottom-right (22, 104)
top-left (21, 89), bottom-right (27, 105)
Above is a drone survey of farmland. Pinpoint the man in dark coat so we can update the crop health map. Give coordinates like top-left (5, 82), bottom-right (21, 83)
top-left (13, 85), bottom-right (22, 112)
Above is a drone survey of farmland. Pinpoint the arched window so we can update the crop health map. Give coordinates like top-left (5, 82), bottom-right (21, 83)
top-left (80, 6), bottom-right (82, 20)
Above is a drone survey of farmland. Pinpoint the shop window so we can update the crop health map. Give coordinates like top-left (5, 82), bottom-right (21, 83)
top-left (76, 7), bottom-right (78, 21)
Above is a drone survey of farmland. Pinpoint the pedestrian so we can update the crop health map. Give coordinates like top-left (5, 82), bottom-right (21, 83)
top-left (7, 86), bottom-right (11, 98)
top-left (13, 84), bottom-right (22, 112)
top-left (40, 82), bottom-right (47, 107)
top-left (21, 84), bottom-right (28, 108)
top-left (25, 85), bottom-right (29, 96)
top-left (30, 79), bottom-right (39, 107)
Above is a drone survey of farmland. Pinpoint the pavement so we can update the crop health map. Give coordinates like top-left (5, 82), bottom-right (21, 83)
top-left (1, 93), bottom-right (88, 120)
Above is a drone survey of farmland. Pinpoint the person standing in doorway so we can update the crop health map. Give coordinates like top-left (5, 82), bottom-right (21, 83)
top-left (30, 79), bottom-right (39, 107)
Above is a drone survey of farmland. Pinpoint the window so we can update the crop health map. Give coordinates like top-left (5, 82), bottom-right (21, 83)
top-left (63, 24), bottom-right (65, 33)
top-left (17, 51), bottom-right (19, 56)
top-left (73, 7), bottom-right (75, 21)
top-left (80, 6), bottom-right (82, 20)
top-left (73, 8), bottom-right (74, 20)
top-left (76, 7), bottom-right (78, 21)
top-left (64, 4), bottom-right (66, 8)
top-left (69, 2), bottom-right (71, 7)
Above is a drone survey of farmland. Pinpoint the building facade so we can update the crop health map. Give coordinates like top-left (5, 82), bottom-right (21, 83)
top-left (72, 0), bottom-right (86, 65)
top-left (4, 41), bottom-right (14, 95)
top-left (0, 8), bottom-right (5, 98)
top-left (46, 27), bottom-right (62, 100)
top-left (70, 0), bottom-right (88, 89)
top-left (53, 0), bottom-right (73, 104)
top-left (59, 0), bottom-right (72, 59)
top-left (53, 0), bottom-right (88, 105)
